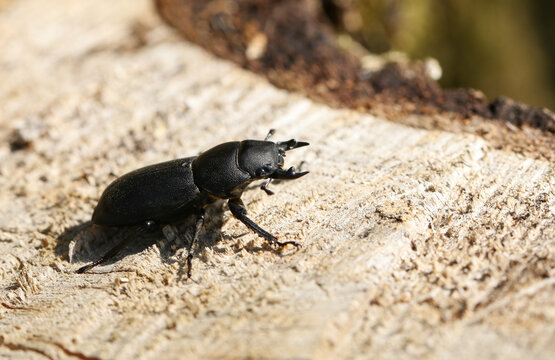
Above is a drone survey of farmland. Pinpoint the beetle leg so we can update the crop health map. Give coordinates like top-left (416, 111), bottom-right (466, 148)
top-left (260, 178), bottom-right (274, 196)
top-left (76, 230), bottom-right (136, 273)
top-left (228, 198), bottom-right (300, 249)
top-left (184, 210), bottom-right (205, 278)
top-left (77, 221), bottom-right (155, 274)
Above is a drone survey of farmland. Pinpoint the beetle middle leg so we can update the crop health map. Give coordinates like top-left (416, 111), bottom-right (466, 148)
top-left (228, 198), bottom-right (300, 249)
top-left (177, 210), bottom-right (205, 279)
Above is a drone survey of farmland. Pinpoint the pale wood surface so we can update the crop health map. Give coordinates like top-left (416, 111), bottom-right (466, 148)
top-left (0, 1), bottom-right (553, 359)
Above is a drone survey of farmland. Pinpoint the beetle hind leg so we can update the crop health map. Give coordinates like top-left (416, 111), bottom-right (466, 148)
top-left (76, 221), bottom-right (155, 274)
top-left (228, 198), bottom-right (300, 249)
top-left (76, 231), bottom-right (135, 273)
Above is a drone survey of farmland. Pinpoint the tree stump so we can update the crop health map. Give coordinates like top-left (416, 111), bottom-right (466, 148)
top-left (0, 1), bottom-right (553, 359)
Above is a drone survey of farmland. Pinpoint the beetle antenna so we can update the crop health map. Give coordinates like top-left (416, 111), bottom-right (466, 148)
top-left (264, 129), bottom-right (276, 141)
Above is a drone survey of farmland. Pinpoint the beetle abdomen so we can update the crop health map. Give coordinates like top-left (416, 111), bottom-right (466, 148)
top-left (92, 157), bottom-right (200, 226)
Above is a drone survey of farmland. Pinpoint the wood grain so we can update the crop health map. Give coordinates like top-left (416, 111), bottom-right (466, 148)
top-left (0, 1), bottom-right (553, 359)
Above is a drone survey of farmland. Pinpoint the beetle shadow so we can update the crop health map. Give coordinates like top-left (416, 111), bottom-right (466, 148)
top-left (55, 201), bottom-right (288, 276)
top-left (54, 203), bottom-right (228, 274)
top-left (55, 220), bottom-right (163, 272)
top-left (55, 220), bottom-right (94, 262)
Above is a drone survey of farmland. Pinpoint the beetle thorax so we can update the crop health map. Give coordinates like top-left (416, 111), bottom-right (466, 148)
top-left (192, 141), bottom-right (251, 199)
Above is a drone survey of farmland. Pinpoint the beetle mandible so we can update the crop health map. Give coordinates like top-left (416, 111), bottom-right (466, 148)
top-left (77, 130), bottom-right (309, 277)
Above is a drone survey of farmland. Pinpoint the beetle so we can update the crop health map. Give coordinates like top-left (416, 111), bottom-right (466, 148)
top-left (76, 130), bottom-right (309, 277)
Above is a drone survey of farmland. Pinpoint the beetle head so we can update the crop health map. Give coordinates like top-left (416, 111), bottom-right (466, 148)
top-left (238, 139), bottom-right (309, 180)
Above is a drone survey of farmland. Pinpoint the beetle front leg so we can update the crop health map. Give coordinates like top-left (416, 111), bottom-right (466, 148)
top-left (228, 198), bottom-right (300, 249)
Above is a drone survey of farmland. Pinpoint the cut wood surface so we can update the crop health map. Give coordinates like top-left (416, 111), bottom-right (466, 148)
top-left (0, 1), bottom-right (553, 359)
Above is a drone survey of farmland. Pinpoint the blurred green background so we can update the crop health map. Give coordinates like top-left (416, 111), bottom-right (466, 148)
top-left (325, 0), bottom-right (555, 110)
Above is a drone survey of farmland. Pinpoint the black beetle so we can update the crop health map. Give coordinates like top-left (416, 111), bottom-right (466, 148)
top-left (77, 130), bottom-right (308, 277)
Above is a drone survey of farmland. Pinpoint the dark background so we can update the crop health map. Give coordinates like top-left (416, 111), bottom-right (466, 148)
top-left (324, 0), bottom-right (555, 110)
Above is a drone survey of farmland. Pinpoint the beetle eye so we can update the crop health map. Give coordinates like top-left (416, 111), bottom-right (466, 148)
top-left (255, 168), bottom-right (266, 177)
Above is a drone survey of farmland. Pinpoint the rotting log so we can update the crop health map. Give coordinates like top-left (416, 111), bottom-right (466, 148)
top-left (0, 1), bottom-right (553, 359)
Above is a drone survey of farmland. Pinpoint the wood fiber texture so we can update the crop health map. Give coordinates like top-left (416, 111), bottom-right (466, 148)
top-left (0, 1), bottom-right (553, 359)
top-left (156, 0), bottom-right (555, 161)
